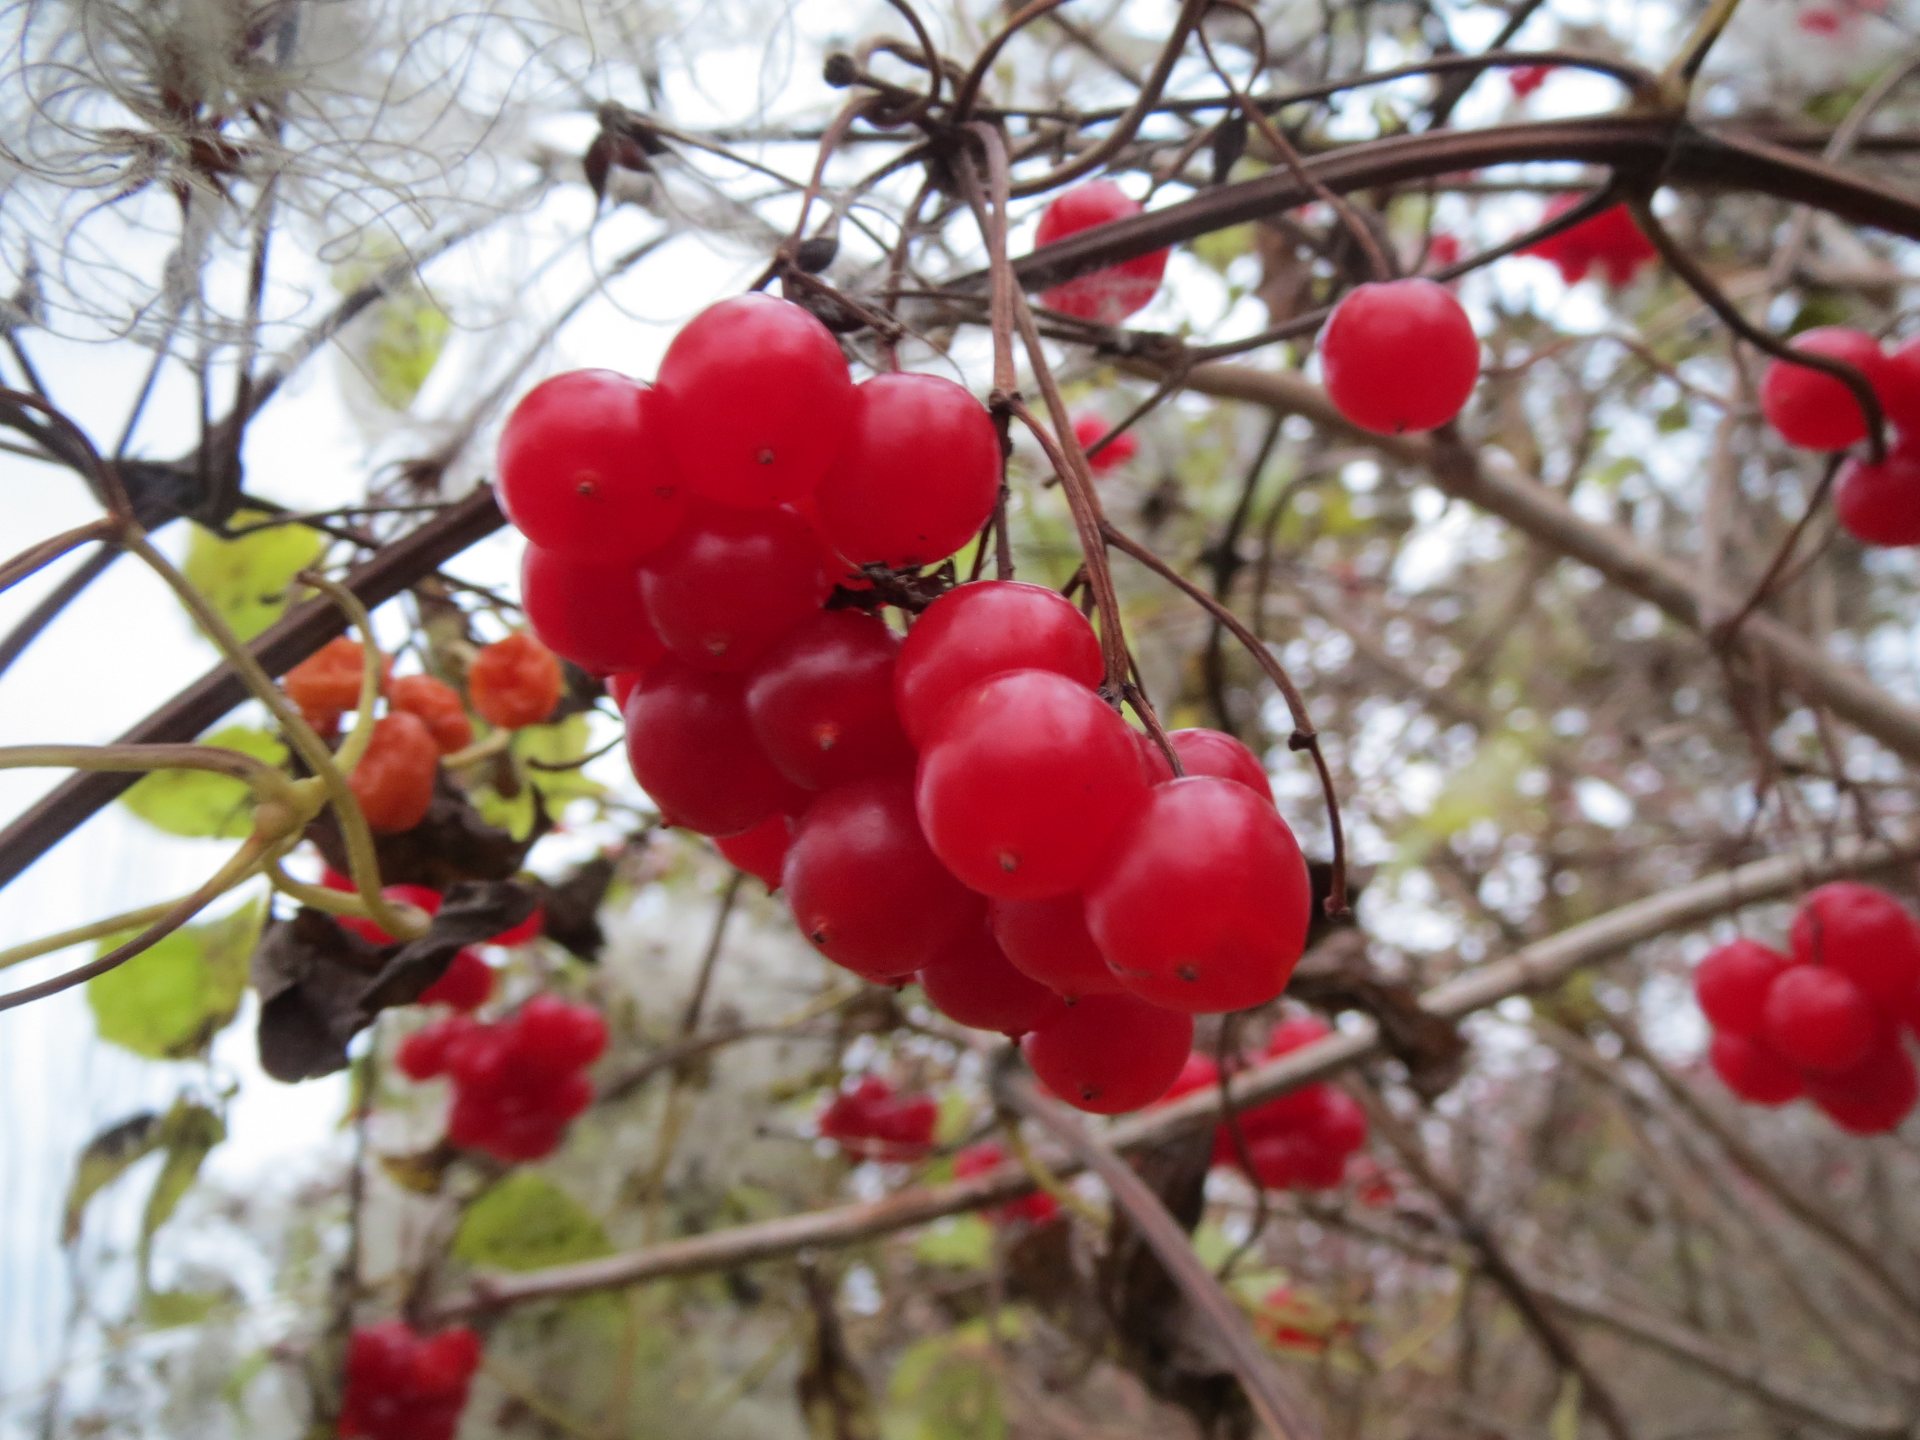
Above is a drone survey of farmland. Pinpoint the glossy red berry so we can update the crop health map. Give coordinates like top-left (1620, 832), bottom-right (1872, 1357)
top-left (1023, 993), bottom-right (1194, 1114)
top-left (989, 894), bottom-right (1128, 999)
top-left (349, 712), bottom-right (440, 834)
top-left (497, 370), bottom-right (686, 561)
top-left (468, 633), bottom-right (562, 730)
top-left (1804, 1039), bottom-right (1919, 1135)
top-left (1086, 777), bottom-right (1312, 1014)
top-left (520, 544), bottom-right (665, 675)
top-left (1521, 199), bottom-right (1657, 287)
top-left (419, 949), bottom-right (494, 1011)
top-left (715, 813), bottom-right (794, 890)
top-left (1133, 730), bottom-right (1176, 785)
top-left (1166, 729), bottom-right (1272, 801)
top-left (817, 1077), bottom-right (938, 1161)
top-left (1162, 1051), bottom-right (1222, 1101)
top-left (1033, 181), bottom-right (1169, 323)
top-left (1834, 443), bottom-right (1920, 548)
top-left (894, 581), bottom-right (1103, 748)
top-left (1761, 964), bottom-right (1880, 1074)
top-left (813, 373), bottom-right (1001, 569)
top-left (1759, 327), bottom-right (1886, 452)
top-left (656, 294), bottom-right (854, 509)
top-left (918, 922), bottom-right (1067, 1036)
top-left (396, 1016), bottom-right (472, 1081)
top-left (1320, 279), bottom-right (1479, 435)
top-left (624, 659), bottom-right (803, 836)
top-left (1693, 938), bottom-right (1794, 1036)
top-left (916, 669), bottom-right (1149, 900)
top-left (784, 777), bottom-right (985, 982)
top-left (1508, 63), bottom-right (1552, 97)
top-left (745, 611), bottom-right (913, 789)
top-left (1791, 881), bottom-right (1920, 1005)
top-left (640, 504), bottom-right (830, 671)
top-left (1072, 413), bottom-right (1139, 474)
top-left (606, 671), bottom-right (645, 711)
top-left (1877, 336), bottom-right (1920, 435)
top-left (1707, 1031), bottom-right (1803, 1106)
top-left (339, 1320), bottom-right (481, 1440)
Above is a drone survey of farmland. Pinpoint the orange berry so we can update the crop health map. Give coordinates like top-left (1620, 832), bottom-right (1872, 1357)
top-left (285, 637), bottom-right (390, 717)
top-left (469, 633), bottom-right (563, 730)
top-left (388, 674), bottom-right (475, 755)
top-left (349, 712), bottom-right (439, 833)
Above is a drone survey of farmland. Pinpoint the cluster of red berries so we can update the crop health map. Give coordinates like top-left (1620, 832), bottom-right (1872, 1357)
top-left (1759, 327), bottom-right (1920, 548)
top-left (497, 272), bottom-right (1320, 1115)
top-left (397, 995), bottom-right (607, 1161)
top-left (282, 632), bottom-right (562, 834)
top-left (338, 1320), bottom-right (481, 1440)
top-left (816, 1076), bottom-right (938, 1161)
top-left (1167, 1016), bottom-right (1370, 1191)
top-left (317, 867), bottom-right (542, 1010)
top-left (1696, 882), bottom-right (1920, 1134)
top-left (1521, 198), bottom-right (1658, 288)
top-left (1072, 412), bottom-right (1139, 474)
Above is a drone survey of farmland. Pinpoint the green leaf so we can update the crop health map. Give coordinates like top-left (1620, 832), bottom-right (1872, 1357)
top-left (453, 1173), bottom-right (612, 1272)
top-left (140, 1101), bottom-right (226, 1276)
top-left (63, 1111), bottom-right (164, 1245)
top-left (120, 726), bottom-right (287, 839)
top-left (182, 510), bottom-right (325, 643)
top-left (914, 1216), bottom-right (992, 1271)
top-left (366, 289), bottom-right (450, 410)
top-left (87, 901), bottom-right (260, 1060)
top-left (885, 1325), bottom-right (1008, 1440)
top-left (142, 1288), bottom-right (224, 1331)
top-left (516, 715), bottom-right (604, 803)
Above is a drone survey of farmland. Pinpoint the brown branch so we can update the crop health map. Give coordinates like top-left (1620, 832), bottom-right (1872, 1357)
top-left (998, 1069), bottom-right (1325, 1440)
top-left (0, 487), bottom-right (505, 892)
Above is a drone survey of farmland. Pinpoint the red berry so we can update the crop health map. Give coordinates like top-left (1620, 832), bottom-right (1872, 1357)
top-left (321, 869), bottom-right (442, 944)
top-left (894, 581), bottom-right (1103, 749)
top-left (1311, 1088), bottom-right (1369, 1154)
top-left (1834, 443), bottom-right (1920, 548)
top-left (1759, 327), bottom-right (1886, 452)
top-left (349, 712), bottom-right (440, 834)
top-left (606, 671), bottom-right (645, 711)
top-left (1072, 413), bottom-right (1139, 474)
top-left (1707, 1031), bottom-right (1804, 1106)
top-left (1508, 63), bottom-right (1552, 97)
top-left (1167, 728), bottom-right (1273, 801)
top-left (419, 949), bottom-right (494, 1011)
top-left (1693, 938), bottom-right (1794, 1036)
top-left (286, 637), bottom-right (385, 718)
top-left (818, 1077), bottom-right (937, 1160)
top-left (1133, 729), bottom-right (1177, 785)
top-left (640, 504), bottom-right (830, 671)
top-left (953, 1142), bottom-right (1059, 1225)
top-left (497, 370), bottom-right (686, 561)
top-left (489, 904), bottom-right (544, 947)
top-left (745, 611), bottom-right (913, 789)
top-left (1023, 992), bottom-right (1193, 1114)
top-left (917, 921), bottom-right (1067, 1037)
top-left (1086, 777), bottom-right (1312, 1014)
top-left (916, 669), bottom-right (1149, 900)
top-left (514, 994), bottom-right (608, 1074)
top-left (1877, 336), bottom-right (1920, 435)
top-left (813, 373), bottom-right (1001, 569)
top-left (656, 294), bottom-right (854, 509)
top-left (387, 675), bottom-right (473, 755)
top-left (397, 1018), bottom-right (464, 1080)
top-left (715, 813), bottom-right (794, 889)
top-left (989, 894), bottom-right (1128, 999)
top-left (521, 544), bottom-right (665, 675)
top-left (1163, 1052), bottom-right (1221, 1101)
top-left (1520, 199), bottom-right (1657, 287)
top-left (1791, 881), bottom-right (1920, 1005)
top-left (1033, 181), bottom-right (1168, 323)
top-left (1805, 1038), bottom-right (1919, 1134)
top-left (624, 658), bottom-right (804, 836)
top-left (1320, 279), bottom-right (1479, 435)
top-left (1264, 1014), bottom-right (1332, 1056)
top-left (339, 1320), bottom-right (481, 1440)
top-left (1425, 232), bottom-right (1463, 271)
top-left (784, 777), bottom-right (985, 982)
top-left (1761, 965), bottom-right (1881, 1074)
top-left (468, 633), bottom-right (562, 730)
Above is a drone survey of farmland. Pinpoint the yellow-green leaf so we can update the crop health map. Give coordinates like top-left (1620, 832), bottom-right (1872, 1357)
top-left (87, 901), bottom-right (261, 1060)
top-left (182, 511), bottom-right (326, 643)
top-left (366, 290), bottom-right (450, 410)
top-left (62, 1111), bottom-right (164, 1245)
top-left (453, 1173), bottom-right (611, 1272)
top-left (121, 726), bottom-right (286, 839)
